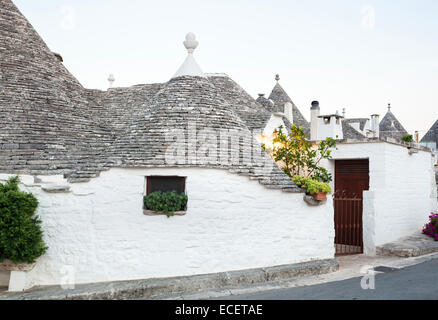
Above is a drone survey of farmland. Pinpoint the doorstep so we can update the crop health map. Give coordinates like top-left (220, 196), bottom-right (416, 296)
top-left (376, 233), bottom-right (438, 257)
top-left (0, 259), bottom-right (339, 300)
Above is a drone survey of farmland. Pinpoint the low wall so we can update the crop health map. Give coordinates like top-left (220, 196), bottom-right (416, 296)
top-left (0, 167), bottom-right (335, 289)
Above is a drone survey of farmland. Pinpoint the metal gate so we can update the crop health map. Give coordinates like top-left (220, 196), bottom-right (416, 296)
top-left (334, 159), bottom-right (369, 255)
top-left (333, 191), bottom-right (363, 255)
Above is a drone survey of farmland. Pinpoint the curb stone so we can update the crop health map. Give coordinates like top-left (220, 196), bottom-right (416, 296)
top-left (0, 259), bottom-right (338, 300)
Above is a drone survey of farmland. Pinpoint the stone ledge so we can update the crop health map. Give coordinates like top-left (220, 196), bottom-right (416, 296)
top-left (41, 185), bottom-right (71, 193)
top-left (303, 195), bottom-right (327, 206)
top-left (0, 259), bottom-right (339, 300)
top-left (376, 233), bottom-right (438, 257)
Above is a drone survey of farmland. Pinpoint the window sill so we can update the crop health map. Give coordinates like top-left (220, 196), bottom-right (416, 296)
top-left (143, 209), bottom-right (187, 216)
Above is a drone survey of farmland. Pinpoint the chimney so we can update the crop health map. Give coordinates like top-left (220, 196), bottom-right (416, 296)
top-left (370, 114), bottom-right (380, 138)
top-left (415, 131), bottom-right (419, 143)
top-left (284, 102), bottom-right (293, 124)
top-left (108, 74), bottom-right (115, 88)
top-left (310, 101), bottom-right (320, 141)
top-left (342, 108), bottom-right (346, 118)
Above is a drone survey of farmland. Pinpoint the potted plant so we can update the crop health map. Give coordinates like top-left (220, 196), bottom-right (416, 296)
top-left (292, 176), bottom-right (332, 201)
top-left (143, 191), bottom-right (188, 217)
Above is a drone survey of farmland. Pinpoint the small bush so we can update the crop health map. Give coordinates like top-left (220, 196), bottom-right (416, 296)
top-left (401, 134), bottom-right (413, 143)
top-left (292, 176), bottom-right (332, 195)
top-left (422, 212), bottom-right (438, 241)
top-left (144, 191), bottom-right (188, 214)
top-left (0, 176), bottom-right (47, 264)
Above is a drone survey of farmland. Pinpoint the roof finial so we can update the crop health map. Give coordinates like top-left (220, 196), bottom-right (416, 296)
top-left (275, 74), bottom-right (280, 82)
top-left (388, 103), bottom-right (391, 111)
top-left (108, 74), bottom-right (115, 88)
top-left (184, 32), bottom-right (198, 54)
top-left (172, 32), bottom-right (205, 78)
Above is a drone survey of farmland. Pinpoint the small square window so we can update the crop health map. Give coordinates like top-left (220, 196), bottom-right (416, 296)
top-left (144, 176), bottom-right (187, 216)
top-left (146, 176), bottom-right (186, 195)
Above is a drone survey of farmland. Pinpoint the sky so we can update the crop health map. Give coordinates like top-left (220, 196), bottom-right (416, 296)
top-left (13, 0), bottom-right (438, 138)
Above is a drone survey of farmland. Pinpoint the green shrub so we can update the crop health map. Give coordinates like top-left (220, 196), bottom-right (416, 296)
top-left (144, 191), bottom-right (188, 214)
top-left (401, 134), bottom-right (413, 142)
top-left (0, 176), bottom-right (47, 264)
top-left (292, 176), bottom-right (332, 195)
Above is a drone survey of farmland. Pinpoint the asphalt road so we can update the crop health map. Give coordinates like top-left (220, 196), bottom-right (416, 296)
top-left (220, 258), bottom-right (438, 300)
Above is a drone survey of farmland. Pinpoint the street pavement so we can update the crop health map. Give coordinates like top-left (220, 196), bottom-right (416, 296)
top-left (219, 257), bottom-right (438, 300)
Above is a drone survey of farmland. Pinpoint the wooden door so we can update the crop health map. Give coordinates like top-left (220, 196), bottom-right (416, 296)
top-left (334, 159), bottom-right (369, 255)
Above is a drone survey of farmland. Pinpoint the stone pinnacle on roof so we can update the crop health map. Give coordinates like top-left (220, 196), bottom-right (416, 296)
top-left (173, 32), bottom-right (206, 79)
top-left (379, 103), bottom-right (408, 140)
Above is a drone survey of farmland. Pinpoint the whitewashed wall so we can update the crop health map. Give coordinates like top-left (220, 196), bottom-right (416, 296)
top-left (322, 141), bottom-right (437, 254)
top-left (1, 168), bottom-right (334, 288)
top-left (263, 114), bottom-right (286, 136)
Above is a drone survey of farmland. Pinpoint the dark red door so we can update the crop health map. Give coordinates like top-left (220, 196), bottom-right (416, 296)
top-left (334, 159), bottom-right (369, 255)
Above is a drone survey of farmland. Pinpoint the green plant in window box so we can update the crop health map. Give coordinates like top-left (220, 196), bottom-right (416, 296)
top-left (144, 191), bottom-right (188, 217)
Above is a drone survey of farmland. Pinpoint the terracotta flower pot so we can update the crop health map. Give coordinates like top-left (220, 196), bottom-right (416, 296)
top-left (0, 259), bottom-right (36, 271)
top-left (312, 191), bottom-right (327, 201)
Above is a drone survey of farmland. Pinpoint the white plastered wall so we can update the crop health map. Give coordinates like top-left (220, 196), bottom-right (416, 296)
top-left (322, 141), bottom-right (436, 255)
top-left (0, 168), bottom-right (335, 289)
top-left (263, 114), bottom-right (286, 136)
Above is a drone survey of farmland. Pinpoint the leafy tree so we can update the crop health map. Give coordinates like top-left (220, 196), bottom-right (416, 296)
top-left (269, 125), bottom-right (337, 183)
top-left (0, 176), bottom-right (47, 264)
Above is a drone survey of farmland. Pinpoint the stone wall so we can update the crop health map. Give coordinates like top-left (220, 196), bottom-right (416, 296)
top-left (0, 168), bottom-right (335, 289)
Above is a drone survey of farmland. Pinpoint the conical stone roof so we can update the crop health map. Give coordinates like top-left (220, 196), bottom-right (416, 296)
top-left (0, 4), bottom-right (300, 191)
top-left (420, 120), bottom-right (438, 149)
top-left (0, 0), bottom-right (113, 178)
top-left (110, 75), bottom-right (297, 190)
top-left (268, 80), bottom-right (310, 137)
top-left (379, 108), bottom-right (408, 140)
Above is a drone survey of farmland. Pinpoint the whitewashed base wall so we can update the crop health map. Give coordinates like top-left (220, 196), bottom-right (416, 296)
top-left (0, 168), bottom-right (335, 289)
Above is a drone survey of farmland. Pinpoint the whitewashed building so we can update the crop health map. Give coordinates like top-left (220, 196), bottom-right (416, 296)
top-left (0, 1), bottom-right (336, 291)
top-left (0, 0), bottom-right (436, 293)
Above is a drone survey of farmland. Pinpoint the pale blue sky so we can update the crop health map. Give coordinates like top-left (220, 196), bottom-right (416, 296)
top-left (14, 0), bottom-right (438, 137)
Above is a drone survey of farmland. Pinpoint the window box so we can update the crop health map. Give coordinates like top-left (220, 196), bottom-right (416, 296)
top-left (143, 209), bottom-right (187, 216)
